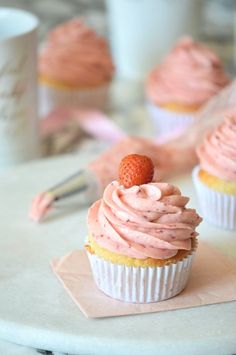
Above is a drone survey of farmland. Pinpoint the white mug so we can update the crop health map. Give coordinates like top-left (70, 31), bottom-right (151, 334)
top-left (106, 0), bottom-right (203, 80)
top-left (0, 8), bottom-right (39, 170)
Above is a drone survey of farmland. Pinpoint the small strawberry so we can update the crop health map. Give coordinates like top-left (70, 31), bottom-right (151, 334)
top-left (119, 154), bottom-right (154, 188)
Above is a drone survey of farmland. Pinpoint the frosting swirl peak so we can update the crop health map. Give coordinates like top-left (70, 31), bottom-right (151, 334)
top-left (39, 19), bottom-right (114, 87)
top-left (87, 181), bottom-right (201, 260)
top-left (197, 114), bottom-right (236, 181)
top-left (146, 37), bottom-right (230, 107)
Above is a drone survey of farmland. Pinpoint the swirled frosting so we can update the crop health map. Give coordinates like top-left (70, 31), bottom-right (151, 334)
top-left (146, 37), bottom-right (230, 106)
top-left (87, 181), bottom-right (201, 260)
top-left (39, 19), bottom-right (114, 87)
top-left (197, 114), bottom-right (236, 181)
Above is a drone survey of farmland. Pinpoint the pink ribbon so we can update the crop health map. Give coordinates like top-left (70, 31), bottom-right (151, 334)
top-left (40, 107), bottom-right (126, 143)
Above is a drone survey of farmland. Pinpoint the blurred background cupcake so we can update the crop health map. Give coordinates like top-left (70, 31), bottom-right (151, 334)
top-left (39, 18), bottom-right (114, 117)
top-left (193, 113), bottom-right (236, 230)
top-left (146, 37), bottom-right (230, 142)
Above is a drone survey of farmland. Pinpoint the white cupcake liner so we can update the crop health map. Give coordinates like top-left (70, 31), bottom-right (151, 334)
top-left (39, 82), bottom-right (110, 118)
top-left (87, 245), bottom-right (197, 303)
top-left (192, 166), bottom-right (236, 230)
top-left (147, 102), bottom-right (195, 142)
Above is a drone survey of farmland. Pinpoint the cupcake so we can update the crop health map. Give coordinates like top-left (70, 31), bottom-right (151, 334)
top-left (193, 114), bottom-right (236, 230)
top-left (85, 154), bottom-right (202, 303)
top-left (146, 37), bottom-right (230, 142)
top-left (39, 19), bottom-right (114, 117)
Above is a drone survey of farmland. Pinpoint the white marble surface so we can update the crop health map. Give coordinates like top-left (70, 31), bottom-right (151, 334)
top-left (0, 152), bottom-right (236, 355)
top-left (0, 339), bottom-right (37, 355)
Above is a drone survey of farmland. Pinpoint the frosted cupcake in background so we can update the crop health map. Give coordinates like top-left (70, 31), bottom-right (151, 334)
top-left (39, 19), bottom-right (114, 117)
top-left (146, 37), bottom-right (230, 142)
top-left (86, 154), bottom-right (202, 303)
top-left (193, 114), bottom-right (236, 230)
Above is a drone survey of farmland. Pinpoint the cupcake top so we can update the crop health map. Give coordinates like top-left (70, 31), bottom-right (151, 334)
top-left (39, 19), bottom-right (114, 88)
top-left (197, 114), bottom-right (236, 182)
top-left (87, 154), bottom-right (202, 260)
top-left (146, 37), bottom-right (230, 107)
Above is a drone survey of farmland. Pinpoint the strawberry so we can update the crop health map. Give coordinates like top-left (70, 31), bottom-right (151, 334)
top-left (119, 154), bottom-right (154, 188)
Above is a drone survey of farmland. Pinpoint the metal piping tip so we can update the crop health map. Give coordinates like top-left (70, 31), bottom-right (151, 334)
top-left (29, 168), bottom-right (100, 222)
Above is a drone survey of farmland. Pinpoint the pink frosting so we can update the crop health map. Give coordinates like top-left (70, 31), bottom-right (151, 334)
top-left (29, 192), bottom-right (54, 222)
top-left (197, 114), bottom-right (236, 181)
top-left (146, 37), bottom-right (230, 106)
top-left (39, 19), bottom-right (114, 87)
top-left (87, 181), bottom-right (201, 260)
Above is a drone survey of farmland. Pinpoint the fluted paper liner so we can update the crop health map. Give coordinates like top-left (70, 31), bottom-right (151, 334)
top-left (87, 248), bottom-right (196, 303)
top-left (39, 82), bottom-right (110, 117)
top-left (193, 166), bottom-right (236, 230)
top-left (147, 102), bottom-right (194, 142)
top-left (51, 242), bottom-right (236, 318)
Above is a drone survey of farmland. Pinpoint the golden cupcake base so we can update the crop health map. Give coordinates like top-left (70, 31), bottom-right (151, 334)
top-left (159, 102), bottom-right (200, 113)
top-left (85, 235), bottom-right (197, 268)
top-left (39, 75), bottom-right (109, 91)
top-left (199, 169), bottom-right (236, 195)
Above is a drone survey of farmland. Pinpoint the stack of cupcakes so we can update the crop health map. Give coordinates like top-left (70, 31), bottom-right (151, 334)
top-left (146, 37), bottom-right (230, 141)
top-left (193, 114), bottom-right (236, 230)
top-left (39, 19), bottom-right (114, 117)
top-left (86, 154), bottom-right (202, 303)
